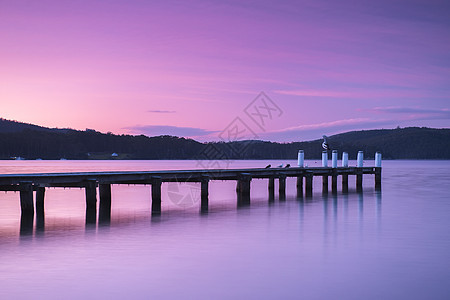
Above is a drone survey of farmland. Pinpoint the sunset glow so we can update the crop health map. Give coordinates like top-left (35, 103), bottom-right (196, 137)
top-left (1, 0), bottom-right (449, 141)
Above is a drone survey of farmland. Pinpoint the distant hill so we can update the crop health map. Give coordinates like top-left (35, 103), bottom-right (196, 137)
top-left (0, 118), bottom-right (449, 160)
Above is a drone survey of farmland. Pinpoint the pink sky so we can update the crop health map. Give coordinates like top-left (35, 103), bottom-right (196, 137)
top-left (1, 0), bottom-right (449, 141)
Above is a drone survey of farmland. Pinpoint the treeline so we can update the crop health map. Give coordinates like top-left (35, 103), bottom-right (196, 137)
top-left (0, 119), bottom-right (449, 160)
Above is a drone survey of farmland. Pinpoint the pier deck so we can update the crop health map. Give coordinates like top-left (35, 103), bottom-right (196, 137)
top-left (0, 166), bottom-right (381, 228)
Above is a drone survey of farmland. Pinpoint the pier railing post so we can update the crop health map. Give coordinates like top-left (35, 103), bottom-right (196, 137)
top-left (151, 176), bottom-right (162, 215)
top-left (322, 151), bottom-right (328, 167)
top-left (201, 175), bottom-right (209, 212)
top-left (342, 152), bottom-right (348, 167)
top-left (356, 151), bottom-right (364, 191)
top-left (298, 150), bottom-right (304, 167)
top-left (99, 183), bottom-right (112, 223)
top-left (332, 150), bottom-right (338, 168)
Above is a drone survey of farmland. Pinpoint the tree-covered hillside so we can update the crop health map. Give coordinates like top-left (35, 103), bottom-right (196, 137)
top-left (0, 119), bottom-right (449, 160)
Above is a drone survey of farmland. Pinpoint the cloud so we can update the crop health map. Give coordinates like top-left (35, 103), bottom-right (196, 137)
top-left (257, 118), bottom-right (391, 142)
top-left (274, 89), bottom-right (354, 98)
top-left (261, 106), bottom-right (450, 142)
top-left (366, 106), bottom-right (450, 121)
top-left (369, 106), bottom-right (450, 116)
top-left (147, 110), bottom-right (176, 113)
top-left (124, 125), bottom-right (217, 137)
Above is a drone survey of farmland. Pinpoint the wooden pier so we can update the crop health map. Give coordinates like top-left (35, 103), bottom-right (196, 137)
top-left (0, 165), bottom-right (381, 225)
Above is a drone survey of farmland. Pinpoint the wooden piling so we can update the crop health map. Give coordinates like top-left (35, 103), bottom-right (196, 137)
top-left (356, 168), bottom-right (363, 191)
top-left (99, 183), bottom-right (112, 223)
top-left (151, 176), bottom-right (162, 215)
top-left (237, 173), bottom-right (251, 206)
top-left (331, 169), bottom-right (338, 193)
top-left (342, 174), bottom-right (349, 193)
top-left (36, 186), bottom-right (45, 230)
top-left (279, 173), bottom-right (286, 199)
top-left (305, 172), bottom-right (313, 197)
top-left (375, 167), bottom-right (382, 190)
top-left (296, 175), bottom-right (303, 198)
top-left (268, 177), bottom-right (275, 192)
top-left (201, 175), bottom-right (209, 211)
top-left (268, 177), bottom-right (275, 201)
top-left (85, 180), bottom-right (97, 225)
top-left (19, 182), bottom-right (34, 215)
top-left (322, 175), bottom-right (328, 194)
top-left (85, 180), bottom-right (97, 210)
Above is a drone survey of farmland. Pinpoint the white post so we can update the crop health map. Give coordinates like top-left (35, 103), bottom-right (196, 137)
top-left (357, 151), bottom-right (364, 167)
top-left (375, 152), bottom-right (382, 167)
top-left (298, 150), bottom-right (304, 167)
top-left (332, 150), bottom-right (338, 168)
top-left (322, 151), bottom-right (328, 167)
top-left (342, 152), bottom-right (348, 167)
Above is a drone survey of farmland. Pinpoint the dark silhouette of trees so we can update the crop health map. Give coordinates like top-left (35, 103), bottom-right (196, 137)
top-left (0, 119), bottom-right (449, 160)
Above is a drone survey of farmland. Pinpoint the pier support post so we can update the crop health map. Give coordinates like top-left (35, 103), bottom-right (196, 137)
top-left (19, 182), bottom-right (34, 235)
top-left (99, 183), bottom-right (112, 224)
top-left (356, 168), bottom-right (363, 191)
top-left (305, 172), bottom-right (313, 197)
top-left (19, 182), bottom-right (34, 215)
top-left (85, 180), bottom-right (97, 225)
top-left (279, 173), bottom-right (286, 200)
top-left (36, 186), bottom-right (45, 230)
top-left (331, 169), bottom-right (338, 194)
top-left (296, 175), bottom-right (303, 198)
top-left (375, 167), bottom-right (382, 190)
top-left (237, 173), bottom-right (251, 206)
top-left (322, 175), bottom-right (328, 194)
top-left (268, 177), bottom-right (275, 201)
top-left (151, 176), bottom-right (162, 215)
top-left (201, 176), bottom-right (209, 212)
top-left (342, 174), bottom-right (349, 193)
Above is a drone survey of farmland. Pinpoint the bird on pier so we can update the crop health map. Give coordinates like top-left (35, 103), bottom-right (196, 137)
top-left (285, 164), bottom-right (291, 168)
top-left (322, 135), bottom-right (331, 151)
top-left (277, 164), bottom-right (283, 168)
top-left (265, 164), bottom-right (271, 169)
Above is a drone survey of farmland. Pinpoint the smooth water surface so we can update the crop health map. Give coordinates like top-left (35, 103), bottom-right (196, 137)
top-left (0, 160), bottom-right (449, 299)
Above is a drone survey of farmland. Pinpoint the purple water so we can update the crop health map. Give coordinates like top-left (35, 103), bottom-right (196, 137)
top-left (0, 160), bottom-right (449, 299)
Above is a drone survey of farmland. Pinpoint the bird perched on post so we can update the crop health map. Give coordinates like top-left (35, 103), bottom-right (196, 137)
top-left (322, 135), bottom-right (331, 151)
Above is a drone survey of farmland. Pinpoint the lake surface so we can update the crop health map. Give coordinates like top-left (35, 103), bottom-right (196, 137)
top-left (0, 160), bottom-right (449, 299)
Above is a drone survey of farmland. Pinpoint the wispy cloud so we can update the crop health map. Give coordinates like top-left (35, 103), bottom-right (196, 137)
top-left (147, 110), bottom-right (176, 114)
top-left (275, 89), bottom-right (354, 98)
top-left (124, 125), bottom-right (217, 137)
top-left (368, 106), bottom-right (450, 116)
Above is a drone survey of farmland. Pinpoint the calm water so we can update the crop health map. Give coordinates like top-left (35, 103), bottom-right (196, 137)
top-left (0, 160), bottom-right (449, 299)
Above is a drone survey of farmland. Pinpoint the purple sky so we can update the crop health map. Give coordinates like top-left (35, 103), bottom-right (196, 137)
top-left (1, 0), bottom-right (449, 141)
